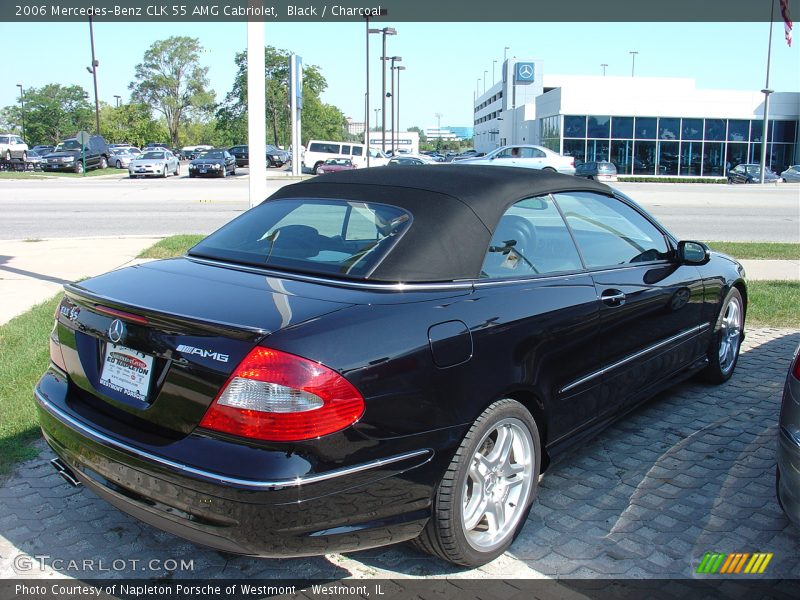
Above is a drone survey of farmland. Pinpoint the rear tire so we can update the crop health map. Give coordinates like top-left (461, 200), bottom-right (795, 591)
top-left (5, 150), bottom-right (11, 161)
top-left (703, 287), bottom-right (745, 384)
top-left (542, 167), bottom-right (556, 173)
top-left (115, 160), bottom-right (122, 169)
top-left (74, 162), bottom-right (84, 174)
top-left (22, 151), bottom-right (27, 163)
top-left (413, 399), bottom-right (540, 567)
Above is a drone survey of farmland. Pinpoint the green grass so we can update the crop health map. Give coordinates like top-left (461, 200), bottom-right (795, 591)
top-left (137, 234), bottom-right (205, 259)
top-left (0, 171), bottom-right (48, 179)
top-left (705, 242), bottom-right (800, 260)
top-left (0, 169), bottom-right (121, 179)
top-left (0, 294), bottom-right (62, 473)
top-left (747, 281), bottom-right (800, 328)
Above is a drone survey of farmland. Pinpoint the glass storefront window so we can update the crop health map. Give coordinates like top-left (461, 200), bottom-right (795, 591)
top-left (611, 140), bottom-right (633, 175)
top-left (682, 119), bottom-right (703, 141)
top-left (611, 117), bottom-right (633, 139)
top-left (633, 141), bottom-right (656, 174)
top-left (771, 121), bottom-right (797, 143)
top-left (635, 117), bottom-right (657, 139)
top-left (586, 139), bottom-right (610, 162)
top-left (728, 120), bottom-right (749, 142)
top-left (587, 116), bottom-right (611, 138)
top-left (750, 120), bottom-right (764, 143)
top-left (726, 143), bottom-right (748, 171)
top-left (702, 142), bottom-right (724, 176)
top-left (680, 141), bottom-right (702, 176)
top-left (564, 115), bottom-right (586, 138)
top-left (659, 118), bottom-right (680, 140)
top-left (657, 141), bottom-right (679, 175)
top-left (705, 119), bottom-right (725, 141)
top-left (750, 143), bottom-right (761, 164)
top-left (563, 139), bottom-right (586, 165)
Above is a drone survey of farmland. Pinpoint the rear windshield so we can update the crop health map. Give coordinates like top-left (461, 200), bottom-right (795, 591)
top-left (188, 198), bottom-right (412, 279)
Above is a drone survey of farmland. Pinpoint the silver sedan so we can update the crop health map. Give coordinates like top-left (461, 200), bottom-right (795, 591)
top-left (128, 150), bottom-right (180, 178)
top-left (109, 148), bottom-right (135, 169)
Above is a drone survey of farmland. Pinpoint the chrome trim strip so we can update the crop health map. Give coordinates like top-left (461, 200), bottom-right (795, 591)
top-left (34, 388), bottom-right (431, 491)
top-left (185, 256), bottom-right (475, 292)
top-left (559, 323), bottom-right (710, 394)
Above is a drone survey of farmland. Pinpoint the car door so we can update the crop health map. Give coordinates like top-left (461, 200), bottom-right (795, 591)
top-left (553, 191), bottom-right (705, 417)
top-left (520, 147), bottom-right (547, 169)
top-left (470, 195), bottom-right (603, 443)
top-left (489, 147), bottom-right (518, 167)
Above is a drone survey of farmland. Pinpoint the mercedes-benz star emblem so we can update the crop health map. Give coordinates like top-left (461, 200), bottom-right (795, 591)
top-left (108, 319), bottom-right (125, 344)
top-left (519, 64), bottom-right (533, 79)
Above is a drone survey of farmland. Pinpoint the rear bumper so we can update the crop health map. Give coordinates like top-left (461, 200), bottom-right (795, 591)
top-left (778, 375), bottom-right (800, 527)
top-left (35, 367), bottom-right (445, 557)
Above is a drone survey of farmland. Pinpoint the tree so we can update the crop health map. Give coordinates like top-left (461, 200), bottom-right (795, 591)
top-left (216, 46), bottom-right (347, 147)
top-left (407, 126), bottom-right (427, 143)
top-left (100, 103), bottom-right (169, 148)
top-left (0, 84), bottom-right (93, 145)
top-left (129, 36), bottom-right (215, 148)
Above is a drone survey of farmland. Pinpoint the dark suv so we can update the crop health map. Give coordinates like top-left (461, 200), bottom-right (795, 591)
top-left (43, 135), bottom-right (110, 173)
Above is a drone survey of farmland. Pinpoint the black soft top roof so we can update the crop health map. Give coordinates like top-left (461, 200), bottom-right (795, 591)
top-left (269, 165), bottom-right (612, 282)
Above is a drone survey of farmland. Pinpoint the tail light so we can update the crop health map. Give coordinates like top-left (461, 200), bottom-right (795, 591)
top-left (199, 347), bottom-right (365, 442)
top-left (793, 351), bottom-right (800, 380)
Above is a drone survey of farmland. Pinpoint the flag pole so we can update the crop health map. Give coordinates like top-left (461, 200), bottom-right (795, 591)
top-left (759, 0), bottom-right (775, 184)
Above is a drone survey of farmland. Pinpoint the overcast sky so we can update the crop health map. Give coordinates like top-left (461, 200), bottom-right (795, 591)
top-left (1, 21), bottom-right (798, 130)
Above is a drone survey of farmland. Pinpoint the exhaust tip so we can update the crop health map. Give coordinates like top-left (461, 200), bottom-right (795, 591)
top-left (50, 457), bottom-right (82, 487)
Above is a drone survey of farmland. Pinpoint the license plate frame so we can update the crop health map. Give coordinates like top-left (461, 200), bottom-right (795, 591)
top-left (99, 343), bottom-right (154, 404)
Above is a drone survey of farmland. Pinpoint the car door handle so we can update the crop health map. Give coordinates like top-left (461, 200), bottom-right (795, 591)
top-left (600, 289), bottom-right (626, 306)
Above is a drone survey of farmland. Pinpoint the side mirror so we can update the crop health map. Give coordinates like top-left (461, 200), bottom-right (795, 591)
top-left (677, 241), bottom-right (711, 265)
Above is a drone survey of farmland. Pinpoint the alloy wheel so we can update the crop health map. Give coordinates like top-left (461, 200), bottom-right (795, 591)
top-left (718, 294), bottom-right (742, 375)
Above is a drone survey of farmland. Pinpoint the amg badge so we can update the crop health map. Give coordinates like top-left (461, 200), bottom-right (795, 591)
top-left (176, 344), bottom-right (229, 363)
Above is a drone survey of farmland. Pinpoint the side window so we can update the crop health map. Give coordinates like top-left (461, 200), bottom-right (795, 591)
top-left (553, 192), bottom-right (669, 268)
top-left (351, 146), bottom-right (363, 156)
top-left (341, 145), bottom-right (351, 155)
top-left (481, 196), bottom-right (583, 279)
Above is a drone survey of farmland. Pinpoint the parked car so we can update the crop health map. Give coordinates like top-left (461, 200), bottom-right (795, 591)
top-left (128, 150), bottom-right (180, 178)
top-left (727, 163), bottom-right (782, 184)
top-left (37, 165), bottom-right (746, 567)
top-left (25, 149), bottom-right (44, 169)
top-left (109, 148), bottom-right (135, 169)
top-left (229, 145), bottom-right (291, 168)
top-left (778, 345), bottom-right (800, 528)
top-left (387, 155), bottom-right (437, 166)
top-left (451, 149), bottom-right (485, 162)
top-left (0, 133), bottom-right (28, 162)
top-left (316, 158), bottom-right (358, 174)
top-left (188, 149), bottom-right (236, 177)
top-left (42, 135), bottom-right (109, 173)
top-left (145, 142), bottom-right (171, 150)
top-left (780, 165), bottom-right (800, 183)
top-left (31, 145), bottom-right (54, 156)
top-left (575, 161), bottom-right (618, 182)
top-left (303, 139), bottom-right (368, 173)
top-left (457, 145), bottom-right (576, 175)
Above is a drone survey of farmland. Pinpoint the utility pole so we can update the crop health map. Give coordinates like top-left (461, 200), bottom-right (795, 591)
top-left (365, 16), bottom-right (382, 166)
top-left (380, 27), bottom-right (397, 152)
top-left (87, 16), bottom-right (101, 134)
top-left (16, 84), bottom-right (25, 141)
top-left (396, 65), bottom-right (405, 148)
top-left (389, 56), bottom-right (402, 153)
top-left (760, 0), bottom-right (776, 183)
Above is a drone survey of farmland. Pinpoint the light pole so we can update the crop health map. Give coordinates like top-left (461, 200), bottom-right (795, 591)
top-left (16, 84), bottom-right (25, 141)
top-left (87, 15), bottom-right (101, 133)
top-left (380, 27), bottom-right (397, 152)
top-left (493, 60), bottom-right (497, 85)
top-left (476, 78), bottom-right (481, 96)
top-left (629, 51), bottom-right (638, 77)
top-left (601, 63), bottom-right (608, 76)
top-left (396, 65), bottom-right (405, 147)
top-left (364, 15), bottom-right (383, 166)
top-left (114, 95), bottom-right (121, 108)
top-left (389, 56), bottom-right (402, 153)
top-left (759, 0), bottom-right (776, 184)
top-left (435, 112), bottom-right (442, 152)
top-left (483, 70), bottom-right (488, 94)
top-left (373, 108), bottom-right (381, 134)
top-left (504, 46), bottom-right (510, 61)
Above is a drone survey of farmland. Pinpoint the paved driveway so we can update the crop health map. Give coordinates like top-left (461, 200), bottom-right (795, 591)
top-left (1, 328), bottom-right (798, 579)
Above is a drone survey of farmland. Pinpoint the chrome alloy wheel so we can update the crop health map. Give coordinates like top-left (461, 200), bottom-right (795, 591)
top-left (718, 294), bottom-right (742, 375)
top-left (461, 417), bottom-right (534, 551)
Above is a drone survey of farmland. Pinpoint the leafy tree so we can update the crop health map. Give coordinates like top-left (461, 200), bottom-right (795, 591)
top-left (129, 36), bottom-right (215, 148)
top-left (216, 46), bottom-right (346, 147)
top-left (0, 84), bottom-right (93, 146)
top-left (100, 103), bottom-right (169, 148)
top-left (407, 126), bottom-right (427, 143)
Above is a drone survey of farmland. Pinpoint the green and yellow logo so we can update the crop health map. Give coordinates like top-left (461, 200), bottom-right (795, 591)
top-left (696, 552), bottom-right (773, 575)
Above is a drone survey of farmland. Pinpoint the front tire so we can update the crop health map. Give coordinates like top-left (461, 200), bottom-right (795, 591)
top-left (414, 399), bottom-right (540, 567)
top-left (74, 162), bottom-right (84, 174)
top-left (5, 150), bottom-right (11, 161)
top-left (115, 160), bottom-right (122, 169)
top-left (314, 162), bottom-right (324, 175)
top-left (703, 287), bottom-right (745, 383)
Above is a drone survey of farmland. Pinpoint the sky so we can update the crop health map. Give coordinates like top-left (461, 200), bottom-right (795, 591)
top-left (1, 21), bottom-right (798, 131)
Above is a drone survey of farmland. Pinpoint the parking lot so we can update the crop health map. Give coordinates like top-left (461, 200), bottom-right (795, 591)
top-left (1, 327), bottom-right (797, 579)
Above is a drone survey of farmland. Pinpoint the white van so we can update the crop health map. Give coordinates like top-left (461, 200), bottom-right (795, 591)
top-left (302, 140), bottom-right (390, 172)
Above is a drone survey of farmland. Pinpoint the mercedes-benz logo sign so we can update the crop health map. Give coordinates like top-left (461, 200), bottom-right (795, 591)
top-left (108, 319), bottom-right (125, 344)
top-left (519, 64), bottom-right (533, 79)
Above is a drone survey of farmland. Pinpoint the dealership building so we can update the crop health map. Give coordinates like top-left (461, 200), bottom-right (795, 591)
top-left (473, 59), bottom-right (800, 176)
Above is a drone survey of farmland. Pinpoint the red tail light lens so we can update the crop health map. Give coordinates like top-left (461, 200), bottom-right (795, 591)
top-left (199, 347), bottom-right (365, 442)
top-left (793, 352), bottom-right (800, 380)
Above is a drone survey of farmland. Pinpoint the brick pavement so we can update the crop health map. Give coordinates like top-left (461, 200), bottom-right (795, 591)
top-left (1, 328), bottom-right (798, 579)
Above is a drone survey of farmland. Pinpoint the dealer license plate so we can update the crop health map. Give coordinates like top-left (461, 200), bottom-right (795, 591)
top-left (99, 343), bottom-right (154, 403)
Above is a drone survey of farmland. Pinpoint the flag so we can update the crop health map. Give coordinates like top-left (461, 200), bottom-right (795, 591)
top-left (780, 0), bottom-right (793, 47)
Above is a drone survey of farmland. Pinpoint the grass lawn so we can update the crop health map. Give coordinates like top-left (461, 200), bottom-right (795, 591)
top-left (705, 242), bottom-right (800, 260)
top-left (137, 234), bottom-right (205, 259)
top-left (747, 281), bottom-right (800, 328)
top-left (0, 294), bottom-right (61, 474)
top-left (0, 169), bottom-right (122, 180)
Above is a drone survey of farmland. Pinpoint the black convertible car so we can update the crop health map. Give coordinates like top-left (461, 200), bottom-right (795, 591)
top-left (37, 166), bottom-right (746, 566)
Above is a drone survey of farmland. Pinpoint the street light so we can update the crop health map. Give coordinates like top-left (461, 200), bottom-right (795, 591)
top-left (380, 27), bottom-right (397, 152)
top-left (435, 112), bottom-right (442, 152)
top-left (601, 63), bottom-right (608, 76)
top-left (16, 84), bottom-right (25, 141)
top-left (373, 107), bottom-right (381, 134)
top-left (388, 56), bottom-right (402, 153)
top-left (492, 60), bottom-right (497, 85)
top-left (504, 46), bottom-right (510, 61)
top-left (629, 51), bottom-right (638, 77)
top-left (396, 65), bottom-right (405, 146)
top-left (87, 15), bottom-right (101, 133)
top-left (114, 95), bottom-right (121, 108)
top-left (364, 12), bottom-right (386, 166)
